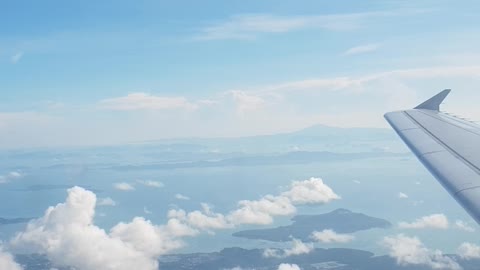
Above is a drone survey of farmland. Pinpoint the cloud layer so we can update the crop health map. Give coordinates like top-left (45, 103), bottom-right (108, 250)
top-left (10, 187), bottom-right (189, 270)
top-left (10, 177), bottom-right (338, 270)
top-left (171, 177), bottom-right (340, 229)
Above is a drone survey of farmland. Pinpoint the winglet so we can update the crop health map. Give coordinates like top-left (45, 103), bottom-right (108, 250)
top-left (414, 89), bottom-right (451, 111)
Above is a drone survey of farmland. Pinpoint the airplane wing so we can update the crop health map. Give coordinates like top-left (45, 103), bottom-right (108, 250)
top-left (385, 89), bottom-right (480, 224)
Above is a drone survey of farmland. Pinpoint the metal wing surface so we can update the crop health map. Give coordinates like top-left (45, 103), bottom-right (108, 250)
top-left (385, 89), bottom-right (480, 224)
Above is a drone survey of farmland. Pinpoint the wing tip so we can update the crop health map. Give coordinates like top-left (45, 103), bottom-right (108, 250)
top-left (414, 89), bottom-right (451, 111)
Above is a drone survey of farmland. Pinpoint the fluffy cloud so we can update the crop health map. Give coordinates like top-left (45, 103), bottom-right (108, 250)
top-left (169, 177), bottom-right (338, 230)
top-left (99, 93), bottom-right (197, 111)
top-left (9, 178), bottom-right (338, 270)
top-left (10, 187), bottom-right (198, 270)
top-left (310, 229), bottom-right (354, 244)
top-left (97, 197), bottom-right (116, 207)
top-left (0, 246), bottom-right (23, 270)
top-left (175, 194), bottom-right (190, 200)
top-left (455, 220), bottom-right (475, 232)
top-left (263, 239), bottom-right (313, 258)
top-left (282, 177), bottom-right (340, 204)
top-left (398, 192), bottom-right (408, 199)
top-left (113, 182), bottom-right (135, 191)
top-left (457, 242), bottom-right (480, 259)
top-left (382, 234), bottom-right (460, 270)
top-left (136, 180), bottom-right (164, 188)
top-left (11, 187), bottom-right (161, 270)
top-left (168, 203), bottom-right (232, 231)
top-left (109, 217), bottom-right (197, 258)
top-left (277, 263), bottom-right (301, 270)
top-left (228, 195), bottom-right (296, 225)
top-left (398, 214), bottom-right (449, 229)
top-left (228, 177), bottom-right (339, 225)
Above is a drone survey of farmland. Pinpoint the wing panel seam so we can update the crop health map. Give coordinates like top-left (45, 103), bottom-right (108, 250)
top-left (404, 111), bottom-right (480, 175)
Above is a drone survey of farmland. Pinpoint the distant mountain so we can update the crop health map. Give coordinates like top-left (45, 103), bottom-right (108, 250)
top-left (0, 217), bottom-right (32, 225)
top-left (109, 151), bottom-right (404, 171)
top-left (233, 209), bottom-right (391, 242)
top-left (159, 124), bottom-right (397, 153)
top-left (292, 124), bottom-right (392, 138)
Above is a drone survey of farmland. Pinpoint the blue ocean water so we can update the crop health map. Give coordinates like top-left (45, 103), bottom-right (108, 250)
top-left (0, 150), bottom-right (478, 255)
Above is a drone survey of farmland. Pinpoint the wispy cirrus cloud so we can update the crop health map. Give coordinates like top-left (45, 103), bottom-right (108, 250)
top-left (343, 43), bottom-right (381, 55)
top-left (195, 11), bottom-right (412, 40)
top-left (99, 93), bottom-right (197, 111)
top-left (10, 52), bottom-right (23, 64)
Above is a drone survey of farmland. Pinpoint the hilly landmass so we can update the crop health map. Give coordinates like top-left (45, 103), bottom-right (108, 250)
top-left (233, 209), bottom-right (392, 242)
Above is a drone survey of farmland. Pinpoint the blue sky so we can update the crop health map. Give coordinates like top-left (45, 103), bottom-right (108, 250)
top-left (2, 0), bottom-right (480, 148)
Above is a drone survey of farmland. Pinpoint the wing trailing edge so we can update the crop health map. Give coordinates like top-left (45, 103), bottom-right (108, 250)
top-left (385, 89), bottom-right (480, 224)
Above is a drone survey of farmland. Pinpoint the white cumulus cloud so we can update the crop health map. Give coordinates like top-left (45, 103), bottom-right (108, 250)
top-left (455, 220), bottom-right (475, 232)
top-left (458, 242), bottom-right (480, 259)
top-left (310, 229), bottom-right (354, 243)
top-left (398, 214), bottom-right (449, 229)
top-left (168, 203), bottom-right (232, 231)
top-left (263, 239), bottom-right (313, 258)
top-left (0, 246), bottom-right (23, 270)
top-left (398, 192), bottom-right (409, 199)
top-left (277, 263), bottom-right (301, 270)
top-left (11, 187), bottom-right (162, 270)
top-left (8, 178), bottom-right (338, 270)
top-left (228, 195), bottom-right (296, 225)
top-left (282, 177), bottom-right (340, 204)
top-left (382, 234), bottom-right (460, 270)
top-left (113, 182), bottom-right (135, 191)
top-left (169, 177), bottom-right (338, 229)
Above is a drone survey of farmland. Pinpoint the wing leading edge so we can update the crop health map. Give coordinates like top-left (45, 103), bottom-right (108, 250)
top-left (385, 90), bottom-right (480, 224)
